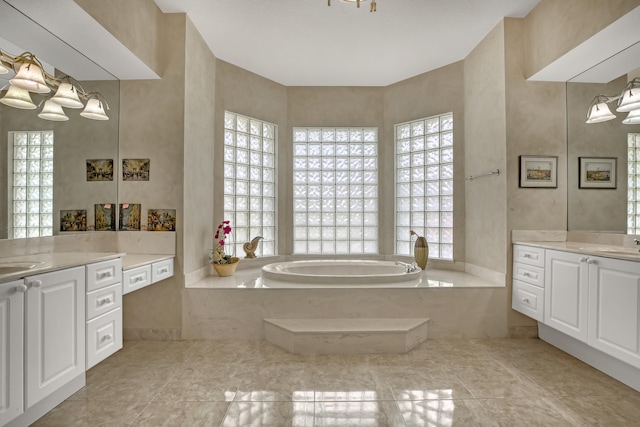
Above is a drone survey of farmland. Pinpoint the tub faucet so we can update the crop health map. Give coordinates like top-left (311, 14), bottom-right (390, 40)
top-left (395, 261), bottom-right (420, 273)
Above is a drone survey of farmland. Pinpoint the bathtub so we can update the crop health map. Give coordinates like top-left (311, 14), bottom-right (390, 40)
top-left (261, 259), bottom-right (423, 287)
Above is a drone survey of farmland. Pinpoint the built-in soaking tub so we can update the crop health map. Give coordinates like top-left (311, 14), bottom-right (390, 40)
top-left (261, 259), bottom-right (422, 287)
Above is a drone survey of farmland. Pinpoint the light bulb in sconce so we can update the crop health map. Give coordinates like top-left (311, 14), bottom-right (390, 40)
top-left (586, 101), bottom-right (616, 124)
top-left (80, 97), bottom-right (109, 120)
top-left (51, 82), bottom-right (84, 108)
top-left (10, 62), bottom-right (50, 94)
top-left (38, 99), bottom-right (69, 121)
top-left (622, 109), bottom-right (640, 125)
top-left (0, 85), bottom-right (37, 109)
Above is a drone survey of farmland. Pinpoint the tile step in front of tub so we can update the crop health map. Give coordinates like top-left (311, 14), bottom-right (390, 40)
top-left (263, 317), bottom-right (429, 355)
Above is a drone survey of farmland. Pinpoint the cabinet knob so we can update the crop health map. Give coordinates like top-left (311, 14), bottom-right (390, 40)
top-left (587, 259), bottom-right (597, 264)
top-left (15, 284), bottom-right (28, 293)
top-left (579, 257), bottom-right (588, 263)
top-left (102, 334), bottom-right (113, 342)
top-left (99, 297), bottom-right (113, 305)
top-left (30, 280), bottom-right (42, 288)
top-left (522, 297), bottom-right (530, 303)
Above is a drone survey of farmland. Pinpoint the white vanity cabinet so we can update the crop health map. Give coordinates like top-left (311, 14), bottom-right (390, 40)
top-left (544, 250), bottom-right (590, 342)
top-left (0, 280), bottom-right (25, 425)
top-left (512, 245), bottom-right (545, 321)
top-left (587, 256), bottom-right (640, 369)
top-left (86, 259), bottom-right (123, 369)
top-left (24, 266), bottom-right (85, 409)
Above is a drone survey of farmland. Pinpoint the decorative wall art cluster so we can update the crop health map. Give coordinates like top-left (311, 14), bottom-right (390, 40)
top-left (519, 155), bottom-right (617, 189)
top-left (62, 157), bottom-right (175, 232)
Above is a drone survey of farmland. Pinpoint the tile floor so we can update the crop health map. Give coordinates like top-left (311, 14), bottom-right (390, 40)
top-left (33, 338), bottom-right (640, 426)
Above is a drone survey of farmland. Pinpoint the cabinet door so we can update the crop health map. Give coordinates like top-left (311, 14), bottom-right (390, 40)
top-left (544, 250), bottom-right (589, 342)
top-left (25, 267), bottom-right (85, 409)
top-left (0, 280), bottom-right (25, 425)
top-left (588, 256), bottom-right (640, 369)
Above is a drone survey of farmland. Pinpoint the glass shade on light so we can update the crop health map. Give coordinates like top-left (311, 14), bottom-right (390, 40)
top-left (586, 102), bottom-right (616, 123)
top-left (10, 62), bottom-right (51, 94)
top-left (51, 82), bottom-right (83, 108)
top-left (617, 87), bottom-right (640, 112)
top-left (38, 99), bottom-right (69, 121)
top-left (0, 85), bottom-right (37, 109)
top-left (80, 98), bottom-right (108, 120)
top-left (622, 109), bottom-right (640, 125)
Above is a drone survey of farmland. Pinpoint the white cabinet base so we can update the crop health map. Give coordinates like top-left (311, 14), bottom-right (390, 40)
top-left (5, 373), bottom-right (84, 427)
top-left (538, 323), bottom-right (640, 392)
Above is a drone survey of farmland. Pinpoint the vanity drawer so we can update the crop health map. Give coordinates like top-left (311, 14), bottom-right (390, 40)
top-left (152, 258), bottom-right (174, 283)
top-left (86, 283), bottom-right (122, 321)
top-left (86, 308), bottom-right (122, 369)
top-left (512, 279), bottom-right (544, 322)
top-left (513, 245), bottom-right (545, 268)
top-left (513, 262), bottom-right (545, 288)
top-left (86, 258), bottom-right (122, 292)
top-left (122, 265), bottom-right (152, 295)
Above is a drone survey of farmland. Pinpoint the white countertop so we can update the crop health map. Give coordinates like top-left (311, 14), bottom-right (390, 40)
top-left (514, 240), bottom-right (640, 262)
top-left (0, 252), bottom-right (124, 282)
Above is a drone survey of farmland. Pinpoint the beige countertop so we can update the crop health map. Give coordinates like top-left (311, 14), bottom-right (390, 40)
top-left (513, 240), bottom-right (640, 262)
top-left (0, 252), bottom-right (124, 283)
top-left (122, 253), bottom-right (174, 270)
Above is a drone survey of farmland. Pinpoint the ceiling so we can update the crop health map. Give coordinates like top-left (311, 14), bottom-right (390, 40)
top-left (154, 0), bottom-right (541, 86)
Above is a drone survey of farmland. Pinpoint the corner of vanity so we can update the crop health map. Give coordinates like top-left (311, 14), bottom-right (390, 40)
top-left (511, 232), bottom-right (640, 393)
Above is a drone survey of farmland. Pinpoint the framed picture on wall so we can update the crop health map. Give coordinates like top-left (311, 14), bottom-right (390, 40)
top-left (519, 155), bottom-right (558, 188)
top-left (579, 157), bottom-right (617, 189)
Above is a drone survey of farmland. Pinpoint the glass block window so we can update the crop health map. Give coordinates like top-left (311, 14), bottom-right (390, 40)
top-left (292, 127), bottom-right (378, 254)
top-left (628, 133), bottom-right (640, 234)
top-left (223, 112), bottom-right (276, 257)
top-left (395, 113), bottom-right (453, 260)
top-left (9, 131), bottom-right (54, 239)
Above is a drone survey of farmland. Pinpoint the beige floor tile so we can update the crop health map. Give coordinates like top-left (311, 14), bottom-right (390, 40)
top-left (397, 399), bottom-right (497, 427)
top-left (130, 401), bottom-right (230, 426)
top-left (381, 364), bottom-right (474, 400)
top-left (555, 394), bottom-right (640, 425)
top-left (235, 362), bottom-right (318, 402)
top-left (312, 365), bottom-right (396, 401)
top-left (31, 400), bottom-right (149, 426)
top-left (477, 397), bottom-right (584, 426)
top-left (315, 400), bottom-right (406, 427)
top-left (110, 340), bottom-right (197, 364)
top-left (190, 339), bottom-right (263, 363)
top-left (222, 401), bottom-right (315, 426)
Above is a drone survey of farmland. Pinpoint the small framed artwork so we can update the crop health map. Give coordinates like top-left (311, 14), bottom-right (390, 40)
top-left (122, 159), bottom-right (150, 181)
top-left (148, 209), bottom-right (176, 231)
top-left (60, 210), bottom-right (87, 232)
top-left (95, 204), bottom-right (116, 231)
top-left (519, 155), bottom-right (558, 188)
top-left (119, 203), bottom-right (141, 231)
top-left (579, 157), bottom-right (617, 189)
top-left (86, 159), bottom-right (114, 181)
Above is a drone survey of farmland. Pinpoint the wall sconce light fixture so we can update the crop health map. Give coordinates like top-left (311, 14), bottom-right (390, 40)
top-left (586, 77), bottom-right (640, 124)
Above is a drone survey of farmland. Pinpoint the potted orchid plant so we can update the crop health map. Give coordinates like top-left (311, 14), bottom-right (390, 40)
top-left (211, 220), bottom-right (239, 276)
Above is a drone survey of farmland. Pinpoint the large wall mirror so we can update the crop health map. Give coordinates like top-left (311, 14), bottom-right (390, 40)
top-left (0, 11), bottom-right (119, 239)
top-left (567, 43), bottom-right (640, 233)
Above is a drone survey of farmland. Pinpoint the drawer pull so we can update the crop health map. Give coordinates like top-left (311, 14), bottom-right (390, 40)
top-left (579, 257), bottom-right (588, 263)
top-left (15, 284), bottom-right (28, 293)
top-left (98, 271), bottom-right (113, 279)
top-left (133, 276), bottom-right (145, 283)
top-left (523, 253), bottom-right (531, 258)
top-left (101, 334), bottom-right (113, 342)
top-left (98, 297), bottom-right (113, 306)
top-left (158, 268), bottom-right (168, 274)
top-left (30, 280), bottom-right (42, 288)
top-left (521, 297), bottom-right (530, 303)
top-left (587, 259), bottom-right (597, 264)
top-left (523, 272), bottom-right (531, 277)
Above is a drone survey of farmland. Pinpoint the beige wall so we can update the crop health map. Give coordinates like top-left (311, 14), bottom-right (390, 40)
top-left (463, 21), bottom-right (508, 276)
top-left (524, 0), bottom-right (640, 78)
top-left (183, 19), bottom-right (216, 273)
top-left (385, 63), bottom-right (465, 260)
top-left (74, 0), bottom-right (164, 75)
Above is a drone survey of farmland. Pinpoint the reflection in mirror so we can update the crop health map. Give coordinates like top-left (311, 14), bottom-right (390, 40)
top-left (0, 45), bottom-right (119, 239)
top-left (567, 50), bottom-right (640, 234)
